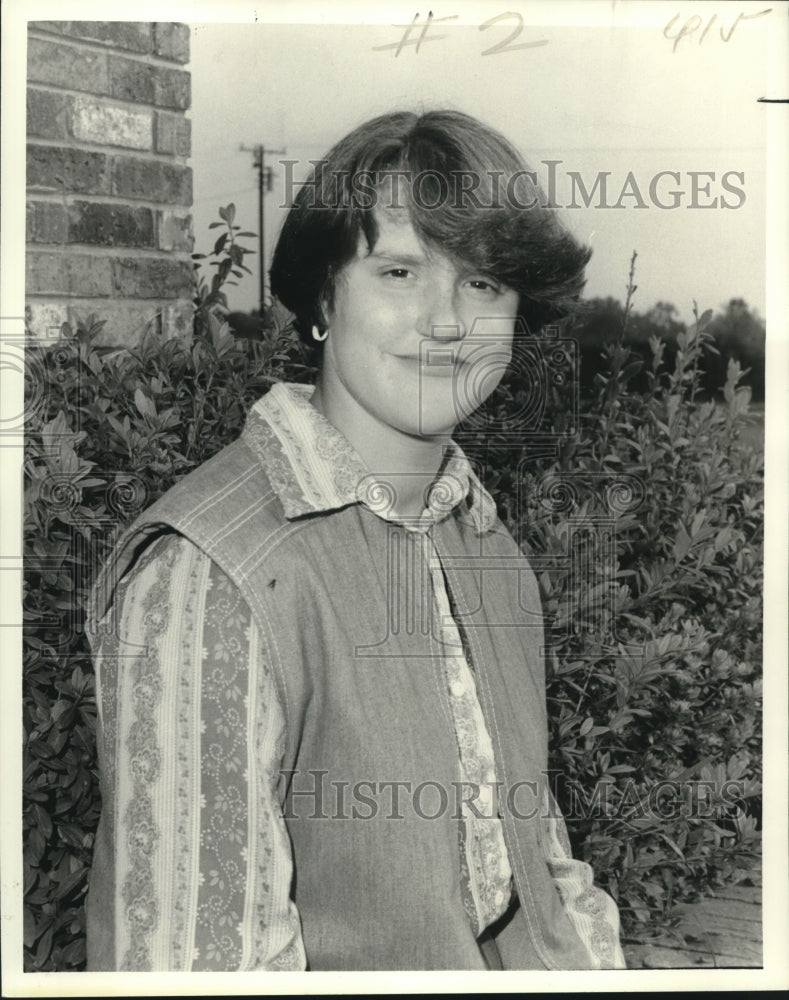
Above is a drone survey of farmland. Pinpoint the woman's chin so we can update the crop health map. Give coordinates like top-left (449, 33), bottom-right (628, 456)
top-left (400, 404), bottom-right (470, 439)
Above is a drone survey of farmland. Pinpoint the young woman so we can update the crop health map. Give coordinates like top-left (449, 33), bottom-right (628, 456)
top-left (86, 109), bottom-right (626, 971)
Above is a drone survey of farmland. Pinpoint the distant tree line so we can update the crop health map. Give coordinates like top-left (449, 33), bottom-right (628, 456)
top-left (571, 297), bottom-right (765, 403)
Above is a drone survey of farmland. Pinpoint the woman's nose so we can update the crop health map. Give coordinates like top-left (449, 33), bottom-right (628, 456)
top-left (417, 281), bottom-right (467, 341)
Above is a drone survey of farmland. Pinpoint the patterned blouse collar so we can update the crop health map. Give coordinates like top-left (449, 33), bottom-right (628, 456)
top-left (243, 382), bottom-right (497, 534)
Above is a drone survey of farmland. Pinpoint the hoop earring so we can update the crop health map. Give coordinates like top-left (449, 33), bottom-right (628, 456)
top-left (312, 324), bottom-right (329, 343)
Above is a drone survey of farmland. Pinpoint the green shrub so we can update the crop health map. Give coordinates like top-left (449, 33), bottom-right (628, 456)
top-left (23, 240), bottom-right (762, 967)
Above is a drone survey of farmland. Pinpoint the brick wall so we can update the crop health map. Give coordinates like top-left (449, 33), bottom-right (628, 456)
top-left (26, 21), bottom-right (194, 346)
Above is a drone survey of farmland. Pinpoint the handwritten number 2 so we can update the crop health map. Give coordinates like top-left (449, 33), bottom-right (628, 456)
top-left (479, 11), bottom-right (549, 55)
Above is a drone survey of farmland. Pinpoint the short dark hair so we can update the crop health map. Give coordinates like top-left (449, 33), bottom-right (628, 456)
top-left (269, 109), bottom-right (591, 344)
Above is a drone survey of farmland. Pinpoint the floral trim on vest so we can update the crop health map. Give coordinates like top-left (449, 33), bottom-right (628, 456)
top-left (192, 564), bottom-right (251, 968)
top-left (120, 536), bottom-right (177, 969)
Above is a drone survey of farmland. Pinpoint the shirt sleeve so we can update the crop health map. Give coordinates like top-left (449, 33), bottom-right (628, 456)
top-left (541, 788), bottom-right (627, 970)
top-left (86, 532), bottom-right (306, 971)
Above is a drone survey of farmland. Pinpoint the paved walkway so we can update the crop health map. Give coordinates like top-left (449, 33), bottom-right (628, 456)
top-left (623, 880), bottom-right (762, 969)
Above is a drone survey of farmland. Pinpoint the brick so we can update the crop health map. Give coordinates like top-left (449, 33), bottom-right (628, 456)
top-left (27, 89), bottom-right (68, 140)
top-left (26, 297), bottom-right (194, 348)
top-left (153, 23), bottom-right (190, 64)
top-left (27, 38), bottom-right (108, 95)
top-left (108, 56), bottom-right (155, 104)
top-left (109, 56), bottom-right (190, 110)
top-left (27, 145), bottom-right (110, 195)
top-left (154, 67), bottom-right (190, 111)
top-left (157, 211), bottom-right (192, 252)
top-left (66, 255), bottom-right (114, 297)
top-left (160, 299), bottom-right (194, 340)
top-left (111, 156), bottom-right (192, 205)
top-left (25, 301), bottom-right (70, 343)
top-left (32, 21), bottom-right (153, 53)
top-left (27, 251), bottom-right (113, 297)
top-left (50, 300), bottom-right (191, 347)
top-left (27, 201), bottom-right (69, 244)
top-left (154, 112), bottom-right (191, 157)
top-left (70, 95), bottom-right (152, 150)
top-left (27, 300), bottom-right (150, 347)
top-left (68, 202), bottom-right (155, 248)
top-left (81, 301), bottom-right (163, 347)
top-left (27, 252), bottom-right (62, 294)
top-left (112, 257), bottom-right (193, 298)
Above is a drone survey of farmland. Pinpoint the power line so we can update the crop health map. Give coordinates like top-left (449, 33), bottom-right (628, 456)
top-left (240, 143), bottom-right (287, 310)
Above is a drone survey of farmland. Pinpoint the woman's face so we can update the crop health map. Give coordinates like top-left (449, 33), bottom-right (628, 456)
top-left (318, 208), bottom-right (520, 441)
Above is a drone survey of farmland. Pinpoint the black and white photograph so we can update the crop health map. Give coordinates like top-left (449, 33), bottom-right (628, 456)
top-left (3, 0), bottom-right (787, 993)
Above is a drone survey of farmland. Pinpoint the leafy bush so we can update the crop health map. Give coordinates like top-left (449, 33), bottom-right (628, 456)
top-left (573, 294), bottom-right (765, 402)
top-left (23, 234), bottom-right (762, 968)
top-left (459, 260), bottom-right (763, 935)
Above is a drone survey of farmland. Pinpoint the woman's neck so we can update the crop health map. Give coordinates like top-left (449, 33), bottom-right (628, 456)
top-left (309, 379), bottom-right (454, 519)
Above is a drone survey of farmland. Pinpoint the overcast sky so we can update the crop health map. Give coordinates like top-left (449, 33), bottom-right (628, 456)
top-left (189, 2), bottom-right (774, 323)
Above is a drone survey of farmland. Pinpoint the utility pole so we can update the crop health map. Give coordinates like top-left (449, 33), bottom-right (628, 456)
top-left (240, 143), bottom-right (286, 311)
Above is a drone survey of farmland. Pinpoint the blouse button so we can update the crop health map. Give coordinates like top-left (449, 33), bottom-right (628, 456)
top-left (450, 680), bottom-right (466, 697)
top-left (494, 889), bottom-right (505, 905)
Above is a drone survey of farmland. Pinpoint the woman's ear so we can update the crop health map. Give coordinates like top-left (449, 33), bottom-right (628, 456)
top-left (317, 274), bottom-right (334, 330)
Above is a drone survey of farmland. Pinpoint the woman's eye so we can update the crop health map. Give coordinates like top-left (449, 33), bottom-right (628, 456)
top-left (383, 268), bottom-right (413, 280)
top-left (466, 278), bottom-right (501, 294)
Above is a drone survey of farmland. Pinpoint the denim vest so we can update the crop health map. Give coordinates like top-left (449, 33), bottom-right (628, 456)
top-left (93, 430), bottom-right (592, 971)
